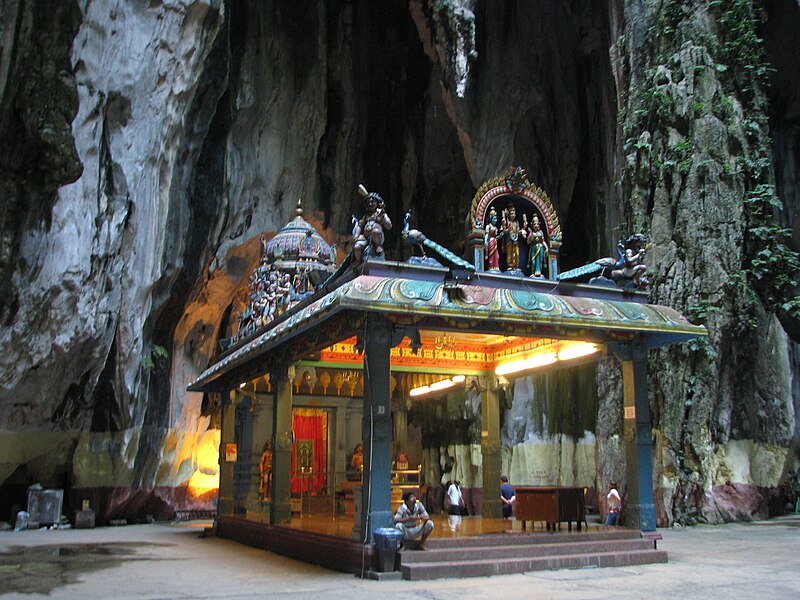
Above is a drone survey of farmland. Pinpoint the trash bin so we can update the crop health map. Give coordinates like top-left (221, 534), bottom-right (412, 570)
top-left (373, 527), bottom-right (403, 572)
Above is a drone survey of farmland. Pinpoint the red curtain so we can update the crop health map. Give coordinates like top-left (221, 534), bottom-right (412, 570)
top-left (291, 409), bottom-right (328, 495)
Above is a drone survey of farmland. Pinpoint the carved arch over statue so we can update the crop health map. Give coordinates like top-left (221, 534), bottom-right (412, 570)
top-left (465, 167), bottom-right (562, 278)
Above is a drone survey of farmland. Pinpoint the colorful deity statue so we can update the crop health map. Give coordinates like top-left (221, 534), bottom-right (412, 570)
top-left (500, 204), bottom-right (525, 271)
top-left (352, 185), bottom-right (392, 265)
top-left (526, 214), bottom-right (548, 277)
top-left (484, 208), bottom-right (501, 271)
top-left (611, 234), bottom-right (649, 288)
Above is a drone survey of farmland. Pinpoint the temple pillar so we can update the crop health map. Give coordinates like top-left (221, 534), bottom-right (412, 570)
top-left (392, 391), bottom-right (408, 463)
top-left (270, 362), bottom-right (295, 525)
top-left (245, 390), bottom-right (272, 522)
top-left (481, 375), bottom-right (503, 518)
top-left (356, 315), bottom-right (393, 543)
top-left (615, 343), bottom-right (657, 532)
top-left (217, 391), bottom-right (237, 517)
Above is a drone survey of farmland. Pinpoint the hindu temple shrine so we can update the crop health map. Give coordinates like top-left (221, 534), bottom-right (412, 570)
top-left (188, 168), bottom-right (705, 578)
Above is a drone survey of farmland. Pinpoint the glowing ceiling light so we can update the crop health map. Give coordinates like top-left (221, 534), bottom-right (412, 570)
top-left (239, 382), bottom-right (246, 388)
top-left (409, 375), bottom-right (466, 398)
top-left (495, 352), bottom-right (557, 375)
top-left (429, 379), bottom-right (455, 392)
top-left (557, 343), bottom-right (598, 361)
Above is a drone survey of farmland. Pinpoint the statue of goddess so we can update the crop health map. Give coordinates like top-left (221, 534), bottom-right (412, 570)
top-left (526, 214), bottom-right (548, 277)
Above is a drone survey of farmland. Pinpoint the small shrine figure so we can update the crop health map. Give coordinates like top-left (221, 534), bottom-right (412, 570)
top-left (484, 208), bottom-right (501, 271)
top-left (259, 442), bottom-right (273, 499)
top-left (277, 273), bottom-right (292, 314)
top-left (352, 185), bottom-right (392, 265)
top-left (259, 234), bottom-right (268, 258)
top-left (500, 204), bottom-right (526, 271)
top-left (300, 230), bottom-right (317, 259)
top-left (293, 266), bottom-right (309, 296)
top-left (611, 234), bottom-right (649, 288)
top-left (526, 214), bottom-right (548, 277)
top-left (504, 166), bottom-right (528, 192)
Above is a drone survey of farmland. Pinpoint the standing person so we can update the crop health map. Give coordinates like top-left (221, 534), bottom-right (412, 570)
top-left (500, 475), bottom-right (515, 519)
top-left (394, 492), bottom-right (434, 549)
top-left (446, 480), bottom-right (464, 532)
top-left (606, 481), bottom-right (622, 527)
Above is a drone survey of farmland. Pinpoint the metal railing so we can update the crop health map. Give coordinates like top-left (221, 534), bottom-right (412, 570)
top-left (294, 467), bottom-right (423, 518)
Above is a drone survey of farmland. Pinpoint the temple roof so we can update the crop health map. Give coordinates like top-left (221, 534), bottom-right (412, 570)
top-left (264, 201), bottom-right (336, 272)
top-left (188, 260), bottom-right (705, 393)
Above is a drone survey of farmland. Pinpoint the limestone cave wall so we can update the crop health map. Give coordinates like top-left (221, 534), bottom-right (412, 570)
top-left (0, 0), bottom-right (797, 525)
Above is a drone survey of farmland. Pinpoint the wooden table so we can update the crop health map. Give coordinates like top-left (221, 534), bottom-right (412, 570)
top-left (514, 486), bottom-right (586, 531)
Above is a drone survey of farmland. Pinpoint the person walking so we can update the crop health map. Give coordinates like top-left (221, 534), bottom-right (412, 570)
top-left (606, 481), bottom-right (621, 527)
top-left (446, 480), bottom-right (464, 531)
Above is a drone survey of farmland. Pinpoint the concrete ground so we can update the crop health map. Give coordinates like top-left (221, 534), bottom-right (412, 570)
top-left (1, 515), bottom-right (799, 599)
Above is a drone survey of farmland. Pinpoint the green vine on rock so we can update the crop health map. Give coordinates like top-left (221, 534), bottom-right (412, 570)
top-left (743, 184), bottom-right (800, 318)
top-left (706, 2), bottom-right (800, 321)
top-left (142, 344), bottom-right (170, 371)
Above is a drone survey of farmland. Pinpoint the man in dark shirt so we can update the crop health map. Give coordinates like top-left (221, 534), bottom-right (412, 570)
top-left (500, 475), bottom-right (515, 519)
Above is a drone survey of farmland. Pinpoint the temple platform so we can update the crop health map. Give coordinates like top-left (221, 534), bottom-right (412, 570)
top-left (214, 513), bottom-right (666, 579)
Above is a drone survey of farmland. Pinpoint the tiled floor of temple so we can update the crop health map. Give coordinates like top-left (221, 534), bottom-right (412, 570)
top-left (284, 511), bottom-right (607, 539)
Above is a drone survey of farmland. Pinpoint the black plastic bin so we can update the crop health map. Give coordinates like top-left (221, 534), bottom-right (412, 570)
top-left (373, 527), bottom-right (403, 572)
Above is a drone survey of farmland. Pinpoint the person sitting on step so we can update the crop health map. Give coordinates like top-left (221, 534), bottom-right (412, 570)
top-left (394, 492), bottom-right (434, 550)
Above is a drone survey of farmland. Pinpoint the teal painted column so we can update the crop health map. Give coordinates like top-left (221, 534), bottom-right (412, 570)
top-left (481, 376), bottom-right (503, 518)
top-left (615, 343), bottom-right (657, 532)
top-left (245, 389), bottom-right (272, 523)
top-left (270, 363), bottom-right (295, 525)
top-left (358, 315), bottom-right (393, 543)
top-left (216, 391), bottom-right (237, 517)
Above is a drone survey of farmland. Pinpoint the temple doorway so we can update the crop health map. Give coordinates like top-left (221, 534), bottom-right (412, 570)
top-left (291, 408), bottom-right (329, 497)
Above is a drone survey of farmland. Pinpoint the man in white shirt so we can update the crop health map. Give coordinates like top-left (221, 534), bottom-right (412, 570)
top-left (606, 481), bottom-right (622, 526)
top-left (394, 492), bottom-right (434, 549)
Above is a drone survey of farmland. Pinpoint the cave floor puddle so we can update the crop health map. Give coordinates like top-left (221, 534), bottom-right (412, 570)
top-left (0, 542), bottom-right (167, 595)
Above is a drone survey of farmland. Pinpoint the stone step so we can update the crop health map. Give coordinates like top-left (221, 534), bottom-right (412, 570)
top-left (400, 537), bottom-right (655, 564)
top-left (401, 549), bottom-right (669, 580)
top-left (421, 528), bottom-right (643, 549)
